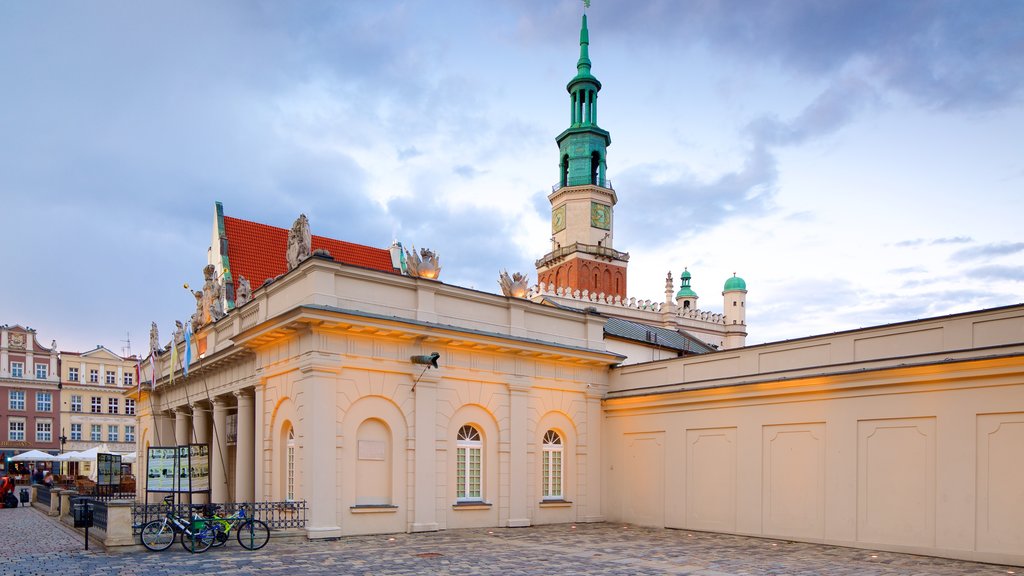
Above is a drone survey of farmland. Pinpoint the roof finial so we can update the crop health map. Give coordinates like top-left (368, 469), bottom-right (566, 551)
top-left (583, 0), bottom-right (591, 9)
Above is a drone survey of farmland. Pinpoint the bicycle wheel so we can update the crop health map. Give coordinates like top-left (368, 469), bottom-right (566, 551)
top-left (140, 520), bottom-right (175, 551)
top-left (210, 520), bottom-right (230, 548)
top-left (236, 519), bottom-right (270, 550)
top-left (181, 523), bottom-right (215, 553)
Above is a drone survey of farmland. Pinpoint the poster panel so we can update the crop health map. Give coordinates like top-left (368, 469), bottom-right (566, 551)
top-left (146, 447), bottom-right (178, 492)
top-left (177, 445), bottom-right (191, 493)
top-left (189, 444), bottom-right (210, 492)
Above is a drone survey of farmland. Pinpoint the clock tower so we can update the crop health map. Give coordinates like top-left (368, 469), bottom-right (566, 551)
top-left (536, 13), bottom-right (629, 300)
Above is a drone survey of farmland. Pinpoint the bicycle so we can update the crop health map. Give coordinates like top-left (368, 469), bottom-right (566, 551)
top-left (139, 496), bottom-right (218, 553)
top-left (200, 503), bottom-right (270, 550)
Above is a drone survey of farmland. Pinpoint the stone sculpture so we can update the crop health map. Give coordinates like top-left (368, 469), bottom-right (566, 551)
top-left (191, 289), bottom-right (204, 328)
top-left (498, 270), bottom-right (530, 298)
top-left (235, 276), bottom-right (252, 307)
top-left (404, 245), bottom-right (442, 279)
top-left (149, 322), bottom-right (159, 354)
top-left (286, 214), bottom-right (312, 271)
top-left (173, 321), bottom-right (184, 344)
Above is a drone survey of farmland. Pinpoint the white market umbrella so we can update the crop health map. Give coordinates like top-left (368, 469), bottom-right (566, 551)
top-left (54, 451), bottom-right (82, 462)
top-left (66, 446), bottom-right (102, 462)
top-left (9, 449), bottom-right (58, 462)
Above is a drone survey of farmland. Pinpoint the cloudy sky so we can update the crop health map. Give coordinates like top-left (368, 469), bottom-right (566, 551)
top-left (2, 0), bottom-right (1022, 355)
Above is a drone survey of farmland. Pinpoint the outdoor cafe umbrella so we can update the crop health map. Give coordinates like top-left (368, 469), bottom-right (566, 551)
top-left (9, 449), bottom-right (59, 462)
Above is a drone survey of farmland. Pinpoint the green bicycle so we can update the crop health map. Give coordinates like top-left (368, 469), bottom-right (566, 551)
top-left (200, 503), bottom-right (271, 550)
top-left (139, 496), bottom-right (218, 553)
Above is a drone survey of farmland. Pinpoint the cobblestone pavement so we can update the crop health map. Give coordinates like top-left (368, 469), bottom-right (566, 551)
top-left (1, 505), bottom-right (1019, 576)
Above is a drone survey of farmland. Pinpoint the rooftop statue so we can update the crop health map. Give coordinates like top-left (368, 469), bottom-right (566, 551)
top-left (149, 322), bottom-right (159, 354)
top-left (173, 320), bottom-right (184, 344)
top-left (287, 214), bottom-right (312, 271)
top-left (405, 245), bottom-right (441, 279)
top-left (191, 289), bottom-right (204, 328)
top-left (235, 276), bottom-right (252, 307)
top-left (498, 270), bottom-right (530, 298)
top-left (201, 264), bottom-right (219, 324)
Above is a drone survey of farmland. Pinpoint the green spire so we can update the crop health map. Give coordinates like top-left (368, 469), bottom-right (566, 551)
top-left (556, 11), bottom-right (610, 188)
top-left (577, 14), bottom-right (592, 78)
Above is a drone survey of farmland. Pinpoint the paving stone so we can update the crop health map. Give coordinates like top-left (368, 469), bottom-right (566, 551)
top-left (0, 505), bottom-right (1019, 575)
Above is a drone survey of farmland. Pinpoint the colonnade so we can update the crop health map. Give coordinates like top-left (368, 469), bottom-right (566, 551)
top-left (162, 388), bottom-right (256, 504)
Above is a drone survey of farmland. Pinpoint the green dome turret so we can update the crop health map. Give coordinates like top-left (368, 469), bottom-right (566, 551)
top-left (676, 268), bottom-right (698, 298)
top-left (723, 273), bottom-right (746, 292)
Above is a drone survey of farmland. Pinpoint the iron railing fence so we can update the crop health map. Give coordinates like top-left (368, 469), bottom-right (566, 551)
top-left (131, 500), bottom-right (307, 535)
top-left (551, 178), bottom-right (613, 192)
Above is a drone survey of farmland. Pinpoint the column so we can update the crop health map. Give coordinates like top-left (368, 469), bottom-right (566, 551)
top-left (253, 383), bottom-right (265, 502)
top-left (174, 407), bottom-right (191, 446)
top-left (210, 397), bottom-right (229, 504)
top-left (191, 402), bottom-right (210, 504)
top-left (507, 378), bottom-right (531, 527)
top-left (234, 389), bottom-right (255, 503)
top-left (412, 371), bottom-right (440, 532)
top-left (591, 90), bottom-right (597, 125)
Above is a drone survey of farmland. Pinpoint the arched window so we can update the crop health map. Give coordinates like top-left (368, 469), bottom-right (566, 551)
top-left (590, 152), bottom-right (600, 185)
top-left (561, 155), bottom-right (569, 187)
top-left (541, 430), bottom-right (563, 500)
top-left (286, 427), bottom-right (296, 501)
top-left (456, 425), bottom-right (482, 502)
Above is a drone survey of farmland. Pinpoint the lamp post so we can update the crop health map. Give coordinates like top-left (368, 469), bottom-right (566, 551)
top-left (59, 430), bottom-right (67, 477)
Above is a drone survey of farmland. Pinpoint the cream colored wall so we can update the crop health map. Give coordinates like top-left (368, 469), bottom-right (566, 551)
top-left (255, 323), bottom-right (609, 537)
top-left (604, 354), bottom-right (1024, 566)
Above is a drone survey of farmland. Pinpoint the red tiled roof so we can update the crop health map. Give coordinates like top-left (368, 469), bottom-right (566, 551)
top-left (222, 216), bottom-right (398, 294)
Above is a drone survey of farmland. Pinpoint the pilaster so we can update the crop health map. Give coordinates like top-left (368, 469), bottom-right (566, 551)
top-left (412, 369), bottom-right (441, 533)
top-left (297, 364), bottom-right (342, 538)
top-left (506, 376), bottom-right (532, 527)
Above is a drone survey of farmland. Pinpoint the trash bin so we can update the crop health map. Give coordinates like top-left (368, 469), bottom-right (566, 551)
top-left (18, 488), bottom-right (29, 505)
top-left (72, 500), bottom-right (93, 528)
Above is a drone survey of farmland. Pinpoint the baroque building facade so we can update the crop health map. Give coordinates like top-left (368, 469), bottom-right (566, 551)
top-left (0, 325), bottom-right (60, 468)
top-left (132, 13), bottom-right (1024, 567)
top-left (59, 345), bottom-right (139, 455)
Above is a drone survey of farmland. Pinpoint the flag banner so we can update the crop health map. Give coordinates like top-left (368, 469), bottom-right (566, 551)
top-left (170, 337), bottom-right (178, 386)
top-left (184, 323), bottom-right (192, 378)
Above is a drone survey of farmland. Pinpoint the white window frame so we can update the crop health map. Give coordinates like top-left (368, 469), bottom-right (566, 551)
top-left (71, 395), bottom-right (82, 412)
top-left (90, 424), bottom-right (102, 442)
top-left (10, 362), bottom-right (23, 378)
top-left (125, 398), bottom-right (136, 415)
top-left (105, 370), bottom-right (116, 385)
top-left (286, 428), bottom-right (296, 501)
top-left (108, 397), bottom-right (119, 414)
top-left (35, 363), bottom-right (48, 379)
top-left (9, 390), bottom-right (25, 411)
top-left (70, 423), bottom-right (82, 441)
top-left (89, 369), bottom-right (98, 383)
top-left (108, 425), bottom-right (119, 443)
top-left (125, 425), bottom-right (135, 443)
top-left (8, 418), bottom-right (25, 441)
top-left (36, 391), bottom-right (52, 412)
top-left (68, 367), bottom-right (79, 382)
top-left (456, 425), bottom-right (483, 502)
top-left (123, 372), bottom-right (133, 386)
top-left (541, 430), bottom-right (564, 500)
top-left (36, 420), bottom-right (52, 442)
top-left (91, 396), bottom-right (102, 413)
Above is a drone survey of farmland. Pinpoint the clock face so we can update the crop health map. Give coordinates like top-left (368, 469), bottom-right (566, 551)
top-left (552, 205), bottom-right (566, 233)
top-left (590, 202), bottom-right (611, 230)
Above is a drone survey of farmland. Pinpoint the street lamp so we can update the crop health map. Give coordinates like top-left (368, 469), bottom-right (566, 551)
top-left (59, 429), bottom-right (67, 478)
